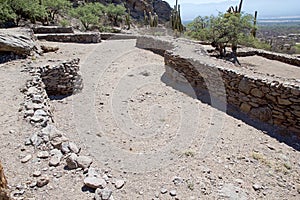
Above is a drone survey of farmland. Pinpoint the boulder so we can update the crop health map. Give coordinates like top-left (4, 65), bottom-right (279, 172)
top-left (0, 28), bottom-right (36, 55)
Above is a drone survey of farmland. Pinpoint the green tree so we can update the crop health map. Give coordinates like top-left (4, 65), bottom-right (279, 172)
top-left (105, 3), bottom-right (126, 26)
top-left (8, 0), bottom-right (47, 25)
top-left (44, 0), bottom-right (71, 22)
top-left (70, 2), bottom-right (105, 30)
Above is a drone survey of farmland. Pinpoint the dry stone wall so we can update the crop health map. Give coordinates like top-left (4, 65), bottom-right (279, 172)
top-left (36, 32), bottom-right (101, 43)
top-left (39, 58), bottom-right (83, 96)
top-left (136, 36), bottom-right (300, 137)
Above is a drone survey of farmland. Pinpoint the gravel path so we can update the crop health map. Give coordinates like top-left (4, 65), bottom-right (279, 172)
top-left (0, 39), bottom-right (299, 199)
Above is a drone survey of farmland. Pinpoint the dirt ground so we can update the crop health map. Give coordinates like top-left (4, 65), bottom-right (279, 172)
top-left (0, 39), bottom-right (300, 200)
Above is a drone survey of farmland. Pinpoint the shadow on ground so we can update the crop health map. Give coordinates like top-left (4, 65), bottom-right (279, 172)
top-left (161, 72), bottom-right (300, 152)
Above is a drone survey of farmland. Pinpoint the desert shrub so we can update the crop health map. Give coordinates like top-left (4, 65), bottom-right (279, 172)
top-left (59, 18), bottom-right (70, 27)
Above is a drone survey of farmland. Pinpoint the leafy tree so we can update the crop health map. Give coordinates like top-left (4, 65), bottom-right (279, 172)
top-left (43, 0), bottom-right (72, 22)
top-left (186, 12), bottom-right (254, 61)
top-left (8, 0), bottom-right (47, 25)
top-left (70, 2), bottom-right (105, 30)
top-left (105, 3), bottom-right (126, 26)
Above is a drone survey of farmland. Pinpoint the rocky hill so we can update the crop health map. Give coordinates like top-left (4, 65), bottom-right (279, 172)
top-left (72, 0), bottom-right (172, 21)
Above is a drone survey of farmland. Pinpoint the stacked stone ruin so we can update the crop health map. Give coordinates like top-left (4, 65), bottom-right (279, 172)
top-left (136, 36), bottom-right (300, 137)
top-left (33, 26), bottom-right (101, 43)
top-left (39, 58), bottom-right (83, 95)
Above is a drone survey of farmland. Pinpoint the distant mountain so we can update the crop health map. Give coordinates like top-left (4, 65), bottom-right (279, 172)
top-left (180, 1), bottom-right (300, 21)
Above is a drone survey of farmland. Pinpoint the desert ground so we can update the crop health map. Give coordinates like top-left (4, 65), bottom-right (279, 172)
top-left (0, 38), bottom-right (300, 199)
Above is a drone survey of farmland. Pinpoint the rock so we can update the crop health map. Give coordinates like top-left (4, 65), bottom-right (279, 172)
top-left (114, 179), bottom-right (125, 189)
top-left (250, 107), bottom-right (272, 122)
top-left (50, 150), bottom-right (63, 167)
top-left (49, 155), bottom-right (61, 167)
top-left (21, 154), bottom-right (32, 163)
top-left (95, 188), bottom-right (112, 200)
top-left (250, 88), bottom-right (264, 98)
top-left (0, 29), bottom-right (36, 55)
top-left (33, 170), bottom-right (41, 177)
top-left (66, 153), bottom-right (78, 170)
top-left (169, 189), bottom-right (177, 196)
top-left (173, 176), bottom-right (184, 186)
top-left (240, 102), bottom-right (251, 113)
top-left (84, 177), bottom-right (107, 189)
top-left (253, 183), bottom-right (263, 191)
top-left (68, 142), bottom-right (80, 154)
top-left (61, 142), bottom-right (70, 154)
top-left (277, 98), bottom-right (292, 106)
top-left (37, 151), bottom-right (49, 159)
top-left (87, 167), bottom-right (100, 177)
top-left (76, 156), bottom-right (92, 169)
top-left (37, 176), bottom-right (49, 187)
top-left (34, 109), bottom-right (48, 117)
top-left (41, 45), bottom-right (59, 53)
top-left (238, 78), bottom-right (252, 94)
top-left (160, 188), bottom-right (168, 194)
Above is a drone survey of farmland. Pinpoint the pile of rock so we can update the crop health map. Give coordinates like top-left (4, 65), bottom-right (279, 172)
top-left (22, 70), bottom-right (53, 127)
top-left (137, 36), bottom-right (300, 137)
top-left (39, 58), bottom-right (83, 95)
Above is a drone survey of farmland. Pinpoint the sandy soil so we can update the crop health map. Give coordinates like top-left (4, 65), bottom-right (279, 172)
top-left (0, 39), bottom-right (300, 200)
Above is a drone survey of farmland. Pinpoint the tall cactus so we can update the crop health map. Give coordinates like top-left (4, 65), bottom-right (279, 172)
top-left (170, 0), bottom-right (184, 34)
top-left (125, 9), bottom-right (131, 30)
top-left (144, 10), bottom-right (149, 27)
top-left (238, 0), bottom-right (243, 13)
top-left (251, 11), bottom-right (258, 37)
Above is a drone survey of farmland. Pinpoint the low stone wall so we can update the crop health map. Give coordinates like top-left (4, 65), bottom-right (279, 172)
top-left (137, 36), bottom-right (300, 136)
top-left (236, 49), bottom-right (300, 67)
top-left (39, 58), bottom-right (83, 95)
top-left (32, 26), bottom-right (74, 34)
top-left (100, 33), bottom-right (138, 40)
top-left (35, 33), bottom-right (101, 43)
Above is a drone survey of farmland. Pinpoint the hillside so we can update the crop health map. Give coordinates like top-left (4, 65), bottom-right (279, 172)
top-left (72, 0), bottom-right (172, 21)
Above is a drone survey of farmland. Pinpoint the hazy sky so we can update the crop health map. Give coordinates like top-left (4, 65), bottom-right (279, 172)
top-left (164, 0), bottom-right (300, 20)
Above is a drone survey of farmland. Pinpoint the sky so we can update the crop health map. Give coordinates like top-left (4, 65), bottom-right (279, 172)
top-left (164, 0), bottom-right (300, 21)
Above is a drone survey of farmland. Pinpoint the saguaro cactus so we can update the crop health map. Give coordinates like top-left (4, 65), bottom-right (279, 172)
top-left (125, 9), bottom-right (131, 30)
top-left (170, 0), bottom-right (184, 34)
top-left (251, 11), bottom-right (258, 37)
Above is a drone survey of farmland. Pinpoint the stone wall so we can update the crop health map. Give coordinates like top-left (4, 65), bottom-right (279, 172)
top-left (136, 36), bottom-right (300, 136)
top-left (35, 33), bottom-right (101, 43)
top-left (39, 58), bottom-right (83, 96)
top-left (32, 26), bottom-right (74, 34)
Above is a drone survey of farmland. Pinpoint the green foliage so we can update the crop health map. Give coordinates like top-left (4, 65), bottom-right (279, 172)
top-left (9, 0), bottom-right (47, 24)
top-left (70, 2), bottom-right (105, 30)
top-left (44, 0), bottom-right (71, 21)
top-left (239, 34), bottom-right (271, 50)
top-left (59, 18), bottom-right (70, 27)
top-left (105, 3), bottom-right (126, 26)
top-left (186, 12), bottom-right (256, 56)
top-left (0, 0), bottom-right (70, 26)
top-left (0, 1), bottom-right (16, 25)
